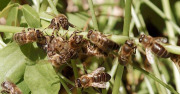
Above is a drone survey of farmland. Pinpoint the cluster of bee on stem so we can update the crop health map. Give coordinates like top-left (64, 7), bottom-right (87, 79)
top-left (2, 14), bottom-right (180, 94)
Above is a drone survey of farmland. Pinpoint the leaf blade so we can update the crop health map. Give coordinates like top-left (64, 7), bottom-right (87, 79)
top-left (22, 5), bottom-right (40, 28)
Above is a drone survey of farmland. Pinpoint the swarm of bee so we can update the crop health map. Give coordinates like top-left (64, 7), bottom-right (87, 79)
top-left (5, 14), bottom-right (180, 93)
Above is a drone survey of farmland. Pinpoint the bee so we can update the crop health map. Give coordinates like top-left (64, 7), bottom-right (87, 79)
top-left (44, 33), bottom-right (85, 67)
top-left (13, 28), bottom-right (44, 45)
top-left (139, 34), bottom-right (171, 57)
top-left (75, 67), bottom-right (111, 88)
top-left (48, 14), bottom-right (75, 31)
top-left (87, 30), bottom-right (120, 53)
top-left (139, 34), bottom-right (172, 64)
top-left (81, 41), bottom-right (106, 57)
top-left (118, 40), bottom-right (136, 66)
top-left (1, 81), bottom-right (22, 94)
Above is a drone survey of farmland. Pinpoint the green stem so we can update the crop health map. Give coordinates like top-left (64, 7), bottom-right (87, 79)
top-left (88, 0), bottom-right (99, 30)
top-left (123, 0), bottom-right (132, 36)
top-left (133, 65), bottom-right (178, 94)
top-left (58, 73), bottom-right (75, 86)
top-left (40, 0), bottom-right (48, 12)
top-left (59, 77), bottom-right (72, 94)
top-left (47, 0), bottom-right (58, 15)
top-left (112, 65), bottom-right (124, 94)
top-left (143, 0), bottom-right (180, 34)
top-left (112, 0), bottom-right (132, 93)
top-left (71, 59), bottom-right (81, 94)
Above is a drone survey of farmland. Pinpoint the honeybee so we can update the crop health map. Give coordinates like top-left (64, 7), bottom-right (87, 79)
top-left (48, 14), bottom-right (75, 31)
top-left (44, 33), bottom-right (85, 67)
top-left (118, 40), bottom-right (136, 66)
top-left (1, 81), bottom-right (22, 94)
top-left (75, 67), bottom-right (111, 88)
top-left (81, 41), bottom-right (106, 57)
top-left (13, 28), bottom-right (44, 45)
top-left (87, 30), bottom-right (120, 53)
top-left (139, 34), bottom-right (172, 63)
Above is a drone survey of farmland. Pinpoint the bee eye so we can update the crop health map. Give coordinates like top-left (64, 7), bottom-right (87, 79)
top-left (87, 30), bottom-right (93, 38)
top-left (76, 79), bottom-right (81, 87)
top-left (139, 38), bottom-right (142, 42)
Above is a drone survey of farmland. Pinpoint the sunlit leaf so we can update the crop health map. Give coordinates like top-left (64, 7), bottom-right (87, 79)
top-left (0, 3), bottom-right (19, 18)
top-left (22, 4), bottom-right (40, 28)
top-left (17, 80), bottom-right (31, 94)
top-left (24, 61), bottom-right (60, 94)
top-left (0, 42), bottom-right (27, 90)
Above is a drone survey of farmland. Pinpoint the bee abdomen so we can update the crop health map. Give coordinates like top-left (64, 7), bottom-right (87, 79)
top-left (151, 43), bottom-right (171, 58)
top-left (93, 73), bottom-right (111, 82)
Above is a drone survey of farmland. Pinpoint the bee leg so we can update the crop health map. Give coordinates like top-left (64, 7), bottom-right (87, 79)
top-left (83, 63), bottom-right (88, 74)
top-left (1, 90), bottom-right (10, 94)
top-left (133, 46), bottom-right (137, 54)
top-left (92, 87), bottom-right (102, 94)
top-left (68, 22), bottom-right (76, 28)
top-left (62, 30), bottom-right (69, 40)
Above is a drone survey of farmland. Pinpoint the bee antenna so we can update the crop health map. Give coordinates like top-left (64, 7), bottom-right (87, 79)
top-left (69, 86), bottom-right (75, 91)
top-left (42, 28), bottom-right (49, 36)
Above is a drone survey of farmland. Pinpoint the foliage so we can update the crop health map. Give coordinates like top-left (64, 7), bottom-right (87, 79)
top-left (0, 0), bottom-right (180, 94)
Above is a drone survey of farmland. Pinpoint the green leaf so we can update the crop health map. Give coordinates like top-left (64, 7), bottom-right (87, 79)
top-left (6, 6), bottom-right (19, 26)
top-left (24, 61), bottom-right (60, 94)
top-left (0, 42), bottom-right (27, 90)
top-left (0, 3), bottom-right (19, 18)
top-left (22, 4), bottom-right (40, 28)
top-left (17, 80), bottom-right (31, 94)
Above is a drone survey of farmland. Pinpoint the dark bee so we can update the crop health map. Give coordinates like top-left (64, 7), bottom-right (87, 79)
top-left (1, 81), bottom-right (22, 94)
top-left (42, 33), bottom-right (85, 67)
top-left (13, 28), bottom-right (44, 45)
top-left (87, 30), bottom-right (120, 53)
top-left (139, 34), bottom-right (171, 58)
top-left (48, 14), bottom-right (75, 31)
top-left (75, 67), bottom-right (111, 88)
top-left (81, 41), bottom-right (106, 57)
top-left (118, 40), bottom-right (136, 66)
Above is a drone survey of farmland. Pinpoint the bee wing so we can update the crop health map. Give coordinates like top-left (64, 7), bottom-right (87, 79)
top-left (90, 82), bottom-right (106, 88)
top-left (146, 47), bottom-right (156, 64)
top-left (89, 67), bottom-right (105, 76)
top-left (154, 37), bottom-right (168, 44)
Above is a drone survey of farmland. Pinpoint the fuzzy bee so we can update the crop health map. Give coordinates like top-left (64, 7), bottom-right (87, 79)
top-left (75, 67), bottom-right (111, 88)
top-left (81, 40), bottom-right (106, 58)
top-left (42, 33), bottom-right (85, 67)
top-left (87, 30), bottom-right (120, 53)
top-left (13, 28), bottom-right (44, 45)
top-left (139, 34), bottom-right (173, 64)
top-left (48, 14), bottom-right (75, 31)
top-left (118, 40), bottom-right (136, 66)
top-left (1, 81), bottom-right (22, 94)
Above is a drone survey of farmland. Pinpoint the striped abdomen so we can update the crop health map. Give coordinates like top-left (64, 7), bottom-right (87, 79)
top-left (151, 43), bottom-right (171, 58)
top-left (92, 72), bottom-right (111, 82)
top-left (13, 32), bottom-right (37, 45)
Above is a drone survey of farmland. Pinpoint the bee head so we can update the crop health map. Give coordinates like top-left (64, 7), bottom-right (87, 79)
top-left (87, 30), bottom-right (93, 39)
top-left (74, 35), bottom-right (83, 44)
top-left (75, 79), bottom-right (82, 87)
top-left (139, 34), bottom-right (152, 45)
top-left (125, 40), bottom-right (134, 47)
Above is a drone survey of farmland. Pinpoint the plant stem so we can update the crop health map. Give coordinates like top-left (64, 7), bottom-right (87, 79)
top-left (47, 0), bottom-right (58, 15)
top-left (123, 0), bottom-right (132, 36)
top-left (59, 77), bottom-right (72, 94)
top-left (143, 0), bottom-right (180, 34)
top-left (133, 65), bottom-right (178, 94)
top-left (112, 65), bottom-right (124, 94)
top-left (58, 73), bottom-right (75, 86)
top-left (161, 0), bottom-right (180, 92)
top-left (112, 0), bottom-right (132, 93)
top-left (88, 0), bottom-right (99, 30)
top-left (71, 59), bottom-right (81, 94)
